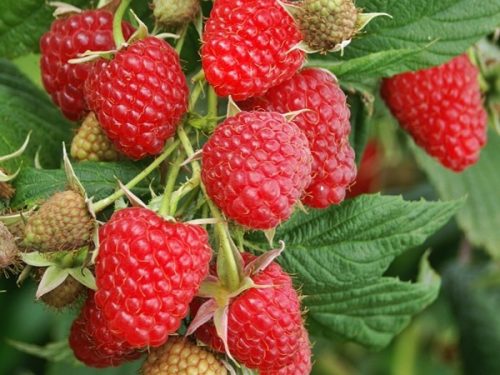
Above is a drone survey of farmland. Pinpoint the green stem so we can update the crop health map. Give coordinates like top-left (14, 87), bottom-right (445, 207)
top-left (170, 175), bottom-right (200, 215)
top-left (207, 85), bottom-right (218, 128)
top-left (175, 189), bottom-right (199, 217)
top-left (191, 69), bottom-right (205, 83)
top-left (189, 80), bottom-right (205, 112)
top-left (175, 24), bottom-right (189, 54)
top-left (209, 197), bottom-right (242, 292)
top-left (158, 151), bottom-right (185, 217)
top-left (92, 140), bottom-right (180, 213)
top-left (177, 125), bottom-right (200, 175)
top-left (113, 0), bottom-right (132, 47)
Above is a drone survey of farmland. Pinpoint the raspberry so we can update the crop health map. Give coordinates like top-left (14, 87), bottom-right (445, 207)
top-left (153, 0), bottom-right (200, 28)
top-left (192, 253), bottom-right (304, 371)
top-left (202, 0), bottom-right (305, 101)
top-left (0, 222), bottom-right (19, 276)
top-left (40, 10), bottom-right (134, 121)
top-left (381, 54), bottom-right (487, 172)
top-left (24, 190), bottom-right (93, 251)
top-left (240, 68), bottom-right (356, 208)
top-left (296, 0), bottom-right (358, 52)
top-left (141, 338), bottom-right (227, 375)
top-left (39, 273), bottom-right (84, 309)
top-left (261, 328), bottom-right (312, 375)
top-left (85, 37), bottom-right (189, 160)
top-left (69, 291), bottom-right (140, 368)
top-left (71, 112), bottom-right (119, 162)
top-left (201, 111), bottom-right (312, 229)
top-left (94, 207), bottom-right (212, 348)
top-left (347, 140), bottom-right (383, 198)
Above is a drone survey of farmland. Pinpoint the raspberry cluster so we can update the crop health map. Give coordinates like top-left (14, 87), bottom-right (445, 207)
top-left (16, 1), bottom-right (488, 374)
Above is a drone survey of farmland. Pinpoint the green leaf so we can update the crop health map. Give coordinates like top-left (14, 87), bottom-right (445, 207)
top-left (312, 0), bottom-right (500, 80)
top-left (0, 59), bottom-right (72, 171)
top-left (413, 132), bottom-right (500, 258)
top-left (443, 262), bottom-right (500, 375)
top-left (310, 48), bottom-right (421, 82)
top-left (305, 257), bottom-right (440, 349)
top-left (264, 195), bottom-right (459, 349)
top-left (277, 194), bottom-right (461, 284)
top-left (11, 161), bottom-right (160, 209)
top-left (0, 0), bottom-right (88, 59)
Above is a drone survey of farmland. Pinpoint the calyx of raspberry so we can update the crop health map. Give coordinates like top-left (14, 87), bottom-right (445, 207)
top-left (187, 243), bottom-right (285, 360)
top-left (21, 247), bottom-right (96, 299)
top-left (282, 0), bottom-right (389, 53)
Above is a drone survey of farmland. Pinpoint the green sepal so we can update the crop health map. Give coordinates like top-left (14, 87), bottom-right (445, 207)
top-left (36, 265), bottom-right (70, 298)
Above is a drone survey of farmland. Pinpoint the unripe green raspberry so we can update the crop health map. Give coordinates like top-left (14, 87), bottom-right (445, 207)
top-left (152, 0), bottom-right (200, 28)
top-left (37, 270), bottom-right (85, 308)
top-left (297, 0), bottom-right (358, 52)
top-left (141, 338), bottom-right (227, 375)
top-left (24, 191), bottom-right (93, 251)
top-left (0, 222), bottom-right (19, 276)
top-left (71, 112), bottom-right (119, 162)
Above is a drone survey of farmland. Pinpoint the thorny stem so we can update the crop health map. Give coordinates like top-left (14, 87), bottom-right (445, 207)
top-left (158, 151), bottom-right (185, 217)
top-left (92, 140), bottom-right (180, 213)
top-left (113, 0), bottom-right (132, 47)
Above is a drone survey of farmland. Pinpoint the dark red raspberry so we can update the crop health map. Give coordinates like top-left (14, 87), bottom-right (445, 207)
top-left (69, 291), bottom-right (140, 368)
top-left (192, 253), bottom-right (304, 372)
top-left (94, 207), bottom-right (212, 348)
top-left (381, 54), bottom-right (487, 172)
top-left (85, 37), bottom-right (189, 159)
top-left (202, 0), bottom-right (305, 101)
top-left (40, 10), bottom-right (134, 121)
top-left (261, 327), bottom-right (312, 375)
top-left (240, 68), bottom-right (357, 208)
top-left (201, 111), bottom-right (312, 229)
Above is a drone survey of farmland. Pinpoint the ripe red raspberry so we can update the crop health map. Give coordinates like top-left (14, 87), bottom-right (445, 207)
top-left (95, 207), bottom-right (212, 348)
top-left (261, 328), bottom-right (312, 375)
top-left (347, 140), bottom-right (383, 198)
top-left (69, 291), bottom-right (140, 368)
top-left (202, 0), bottom-right (305, 101)
top-left (85, 37), bottom-right (189, 159)
top-left (240, 68), bottom-right (357, 208)
top-left (201, 111), bottom-right (312, 229)
top-left (191, 253), bottom-right (304, 372)
top-left (381, 54), bottom-right (487, 172)
top-left (40, 10), bottom-right (134, 121)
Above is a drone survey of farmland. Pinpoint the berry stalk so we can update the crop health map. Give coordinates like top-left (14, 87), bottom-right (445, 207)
top-left (113, 0), bottom-right (133, 47)
top-left (158, 150), bottom-right (185, 217)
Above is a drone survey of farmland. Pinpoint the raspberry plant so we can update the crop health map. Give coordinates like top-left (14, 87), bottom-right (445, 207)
top-left (0, 0), bottom-right (499, 374)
